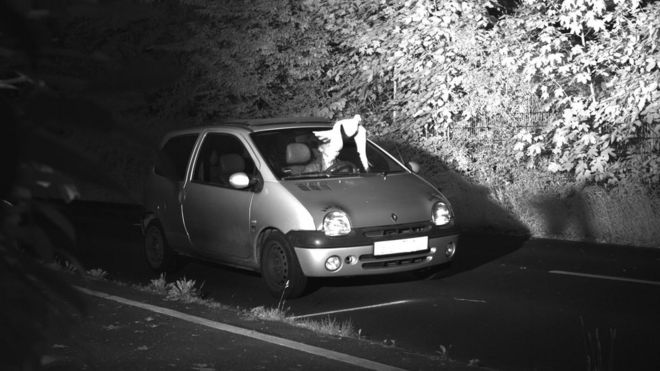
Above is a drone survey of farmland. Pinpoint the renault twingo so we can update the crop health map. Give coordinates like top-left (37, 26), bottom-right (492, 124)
top-left (143, 117), bottom-right (458, 298)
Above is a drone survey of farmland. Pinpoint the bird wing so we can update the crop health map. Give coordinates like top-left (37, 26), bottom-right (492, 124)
top-left (354, 126), bottom-right (369, 171)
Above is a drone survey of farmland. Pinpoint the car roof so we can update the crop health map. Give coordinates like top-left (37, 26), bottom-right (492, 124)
top-left (223, 117), bottom-right (332, 129)
top-left (217, 117), bottom-right (334, 132)
top-left (164, 117), bottom-right (334, 139)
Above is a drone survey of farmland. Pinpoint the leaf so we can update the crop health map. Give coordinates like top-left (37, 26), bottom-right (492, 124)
top-left (20, 129), bottom-right (134, 201)
top-left (553, 132), bottom-right (568, 147)
top-left (17, 162), bottom-right (79, 202)
top-left (581, 133), bottom-right (597, 145)
top-left (548, 162), bottom-right (562, 172)
top-left (527, 143), bottom-right (544, 157)
top-left (575, 160), bottom-right (588, 176)
top-left (576, 73), bottom-right (591, 84)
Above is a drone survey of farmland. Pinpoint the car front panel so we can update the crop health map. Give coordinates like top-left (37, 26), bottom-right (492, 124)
top-left (291, 231), bottom-right (458, 277)
top-left (280, 173), bottom-right (448, 228)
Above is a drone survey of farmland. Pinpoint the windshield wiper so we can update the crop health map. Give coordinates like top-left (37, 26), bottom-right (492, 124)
top-left (283, 171), bottom-right (364, 180)
top-left (282, 172), bottom-right (331, 180)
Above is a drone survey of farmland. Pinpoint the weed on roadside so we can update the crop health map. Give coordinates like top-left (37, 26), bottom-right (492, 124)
top-left (247, 306), bottom-right (289, 322)
top-left (277, 280), bottom-right (289, 312)
top-left (137, 274), bottom-right (360, 339)
top-left (244, 305), bottom-right (359, 338)
top-left (85, 268), bottom-right (108, 280)
top-left (435, 344), bottom-right (449, 361)
top-left (147, 273), bottom-right (169, 294)
top-left (166, 277), bottom-right (203, 303)
top-left (297, 316), bottom-right (359, 338)
top-left (581, 316), bottom-right (616, 371)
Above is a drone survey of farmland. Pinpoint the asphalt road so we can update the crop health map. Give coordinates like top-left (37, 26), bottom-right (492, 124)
top-left (67, 201), bottom-right (660, 371)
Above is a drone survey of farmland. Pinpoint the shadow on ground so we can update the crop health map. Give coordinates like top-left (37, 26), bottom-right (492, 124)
top-left (527, 184), bottom-right (660, 248)
top-left (318, 139), bottom-right (531, 289)
top-left (376, 139), bottom-right (529, 236)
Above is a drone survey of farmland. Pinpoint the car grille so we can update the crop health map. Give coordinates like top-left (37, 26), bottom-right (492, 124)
top-left (361, 222), bottom-right (432, 239)
top-left (361, 255), bottom-right (428, 269)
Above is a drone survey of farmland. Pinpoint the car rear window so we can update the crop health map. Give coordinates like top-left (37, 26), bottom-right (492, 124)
top-left (154, 134), bottom-right (198, 180)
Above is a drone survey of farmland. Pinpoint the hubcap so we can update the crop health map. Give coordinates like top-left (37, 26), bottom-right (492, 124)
top-left (266, 242), bottom-right (288, 287)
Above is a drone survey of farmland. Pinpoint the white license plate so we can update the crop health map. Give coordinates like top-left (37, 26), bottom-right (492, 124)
top-left (373, 236), bottom-right (428, 256)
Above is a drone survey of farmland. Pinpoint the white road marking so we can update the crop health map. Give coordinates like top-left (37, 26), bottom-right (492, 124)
top-left (453, 298), bottom-right (487, 304)
top-left (76, 286), bottom-right (405, 371)
top-left (289, 300), bottom-right (412, 320)
top-left (549, 270), bottom-right (660, 287)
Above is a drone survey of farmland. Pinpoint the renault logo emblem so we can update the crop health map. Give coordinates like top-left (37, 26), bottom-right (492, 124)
top-left (391, 213), bottom-right (398, 223)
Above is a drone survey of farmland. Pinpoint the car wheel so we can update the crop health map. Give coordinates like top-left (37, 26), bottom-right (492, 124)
top-left (144, 221), bottom-right (178, 272)
top-left (260, 231), bottom-right (308, 299)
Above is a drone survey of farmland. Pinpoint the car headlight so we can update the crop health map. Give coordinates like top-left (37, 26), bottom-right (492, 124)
top-left (322, 210), bottom-right (351, 236)
top-left (432, 201), bottom-right (453, 226)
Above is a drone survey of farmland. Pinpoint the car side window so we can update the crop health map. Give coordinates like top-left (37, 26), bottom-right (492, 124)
top-left (192, 133), bottom-right (256, 188)
top-left (154, 134), bottom-right (198, 181)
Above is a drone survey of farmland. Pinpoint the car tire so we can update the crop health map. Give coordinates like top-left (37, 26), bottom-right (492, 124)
top-left (260, 231), bottom-right (308, 299)
top-left (144, 221), bottom-right (178, 273)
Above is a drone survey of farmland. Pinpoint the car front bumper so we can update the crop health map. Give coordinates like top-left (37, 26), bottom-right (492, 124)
top-left (288, 224), bottom-right (458, 277)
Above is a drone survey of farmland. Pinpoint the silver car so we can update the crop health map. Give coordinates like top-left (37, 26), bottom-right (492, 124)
top-left (143, 117), bottom-right (458, 298)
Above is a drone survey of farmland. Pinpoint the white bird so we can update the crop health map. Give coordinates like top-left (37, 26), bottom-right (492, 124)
top-left (313, 115), bottom-right (370, 171)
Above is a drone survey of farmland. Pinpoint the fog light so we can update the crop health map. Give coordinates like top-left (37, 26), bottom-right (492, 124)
top-left (325, 256), bottom-right (342, 271)
top-left (445, 242), bottom-right (456, 257)
top-left (430, 247), bottom-right (437, 254)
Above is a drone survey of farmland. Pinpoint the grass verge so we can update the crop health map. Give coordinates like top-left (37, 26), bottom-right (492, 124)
top-left (133, 273), bottom-right (360, 338)
top-left (51, 264), bottom-right (362, 340)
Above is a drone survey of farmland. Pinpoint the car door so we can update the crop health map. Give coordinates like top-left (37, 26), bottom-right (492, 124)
top-left (181, 132), bottom-right (256, 260)
top-left (151, 133), bottom-right (199, 251)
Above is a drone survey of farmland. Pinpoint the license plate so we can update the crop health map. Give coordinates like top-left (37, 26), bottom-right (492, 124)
top-left (373, 236), bottom-right (428, 256)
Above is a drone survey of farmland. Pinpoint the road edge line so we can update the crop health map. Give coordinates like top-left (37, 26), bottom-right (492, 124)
top-left (290, 300), bottom-right (412, 319)
top-left (548, 270), bottom-right (660, 286)
top-left (75, 286), bottom-right (406, 371)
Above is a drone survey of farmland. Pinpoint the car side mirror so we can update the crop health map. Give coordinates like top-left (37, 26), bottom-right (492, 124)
top-left (229, 172), bottom-right (263, 192)
top-left (229, 172), bottom-right (250, 189)
top-left (407, 161), bottom-right (421, 174)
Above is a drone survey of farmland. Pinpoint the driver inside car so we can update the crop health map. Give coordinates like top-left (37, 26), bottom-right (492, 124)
top-left (313, 114), bottom-right (369, 172)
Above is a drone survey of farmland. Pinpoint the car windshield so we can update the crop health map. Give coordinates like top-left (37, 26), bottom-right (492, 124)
top-left (251, 127), bottom-right (406, 179)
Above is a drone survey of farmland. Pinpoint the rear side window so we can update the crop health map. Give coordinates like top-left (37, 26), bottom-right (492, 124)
top-left (154, 134), bottom-right (198, 180)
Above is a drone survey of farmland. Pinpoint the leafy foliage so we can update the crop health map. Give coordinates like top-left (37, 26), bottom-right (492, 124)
top-left (176, 0), bottom-right (657, 187)
top-left (298, 0), bottom-right (659, 186)
top-left (506, 0), bottom-right (660, 184)
top-left (308, 0), bottom-right (496, 126)
top-left (0, 194), bottom-right (86, 369)
top-left (298, 0), bottom-right (546, 187)
top-left (181, 0), bottom-right (332, 118)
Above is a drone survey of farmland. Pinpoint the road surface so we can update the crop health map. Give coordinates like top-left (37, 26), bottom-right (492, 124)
top-left (69, 202), bottom-right (660, 370)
